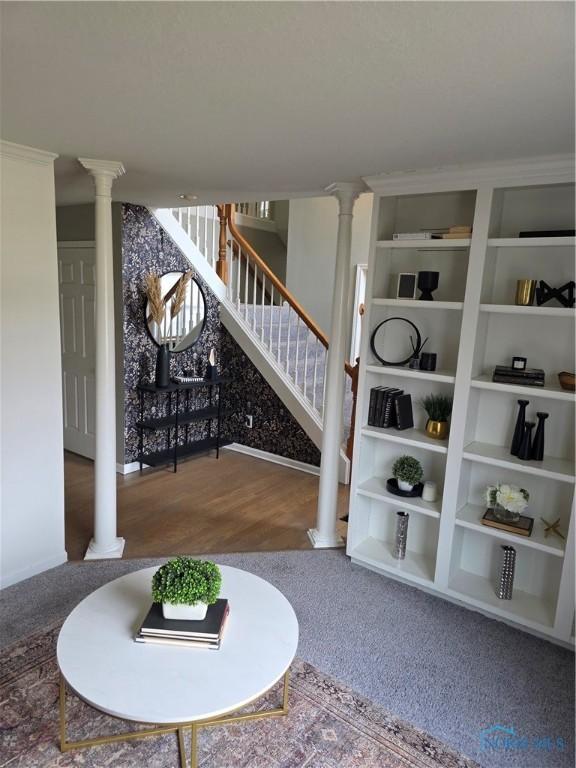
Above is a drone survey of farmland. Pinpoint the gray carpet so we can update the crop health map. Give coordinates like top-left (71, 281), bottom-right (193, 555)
top-left (1, 550), bottom-right (573, 768)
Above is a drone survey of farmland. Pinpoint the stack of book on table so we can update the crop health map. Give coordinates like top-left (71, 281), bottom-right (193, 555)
top-left (368, 387), bottom-right (414, 430)
top-left (135, 599), bottom-right (229, 650)
top-left (492, 366), bottom-right (545, 387)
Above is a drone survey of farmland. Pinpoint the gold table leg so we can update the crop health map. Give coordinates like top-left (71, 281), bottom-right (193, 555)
top-left (59, 669), bottom-right (290, 766)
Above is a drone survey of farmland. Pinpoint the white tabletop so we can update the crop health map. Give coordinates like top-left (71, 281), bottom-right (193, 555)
top-left (57, 565), bottom-right (299, 724)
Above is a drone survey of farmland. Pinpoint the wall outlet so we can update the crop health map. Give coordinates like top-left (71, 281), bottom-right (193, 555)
top-left (245, 414), bottom-right (254, 429)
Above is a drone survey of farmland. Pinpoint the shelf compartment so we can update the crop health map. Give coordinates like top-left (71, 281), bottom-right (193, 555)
top-left (487, 237), bottom-right (575, 248)
top-left (366, 365), bottom-right (456, 383)
top-left (138, 437), bottom-right (229, 467)
top-left (479, 304), bottom-right (573, 318)
top-left (448, 569), bottom-right (556, 629)
top-left (462, 441), bottom-right (575, 483)
top-left (362, 425), bottom-right (449, 454)
top-left (372, 298), bottom-right (463, 310)
top-left (470, 375), bottom-right (574, 402)
top-left (357, 477), bottom-right (441, 518)
top-left (455, 503), bottom-right (565, 557)
top-left (350, 536), bottom-right (435, 586)
top-left (376, 239), bottom-right (470, 249)
top-left (137, 406), bottom-right (220, 430)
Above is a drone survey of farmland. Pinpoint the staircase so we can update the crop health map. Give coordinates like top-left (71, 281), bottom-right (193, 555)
top-left (151, 204), bottom-right (358, 483)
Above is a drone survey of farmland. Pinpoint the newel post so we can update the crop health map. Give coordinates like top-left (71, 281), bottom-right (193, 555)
top-left (346, 358), bottom-right (360, 461)
top-left (216, 204), bottom-right (229, 285)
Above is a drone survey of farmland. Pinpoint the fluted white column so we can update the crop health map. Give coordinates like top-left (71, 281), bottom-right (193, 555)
top-left (309, 181), bottom-right (364, 548)
top-left (79, 158), bottom-right (126, 559)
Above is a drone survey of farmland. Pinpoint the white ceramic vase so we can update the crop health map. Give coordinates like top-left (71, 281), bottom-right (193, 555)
top-left (397, 479), bottom-right (414, 492)
top-left (162, 602), bottom-right (208, 621)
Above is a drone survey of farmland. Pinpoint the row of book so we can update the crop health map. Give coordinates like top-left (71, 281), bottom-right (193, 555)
top-left (492, 366), bottom-right (545, 387)
top-left (393, 226), bottom-right (472, 241)
top-left (135, 599), bottom-right (229, 650)
top-left (367, 387), bottom-right (414, 430)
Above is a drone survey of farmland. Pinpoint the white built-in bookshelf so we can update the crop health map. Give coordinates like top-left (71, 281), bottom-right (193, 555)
top-left (348, 158), bottom-right (575, 644)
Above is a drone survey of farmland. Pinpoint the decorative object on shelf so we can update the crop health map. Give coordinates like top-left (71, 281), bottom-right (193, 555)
top-left (152, 557), bottom-right (222, 621)
top-left (420, 393), bottom-right (452, 440)
top-left (391, 455), bottom-right (423, 493)
top-left (173, 374), bottom-right (204, 384)
top-left (515, 279), bottom-right (537, 306)
top-left (370, 317), bottom-right (423, 367)
top-left (155, 343), bottom-right (171, 388)
top-left (481, 508), bottom-right (534, 537)
top-left (422, 480), bottom-right (438, 503)
top-left (510, 399), bottom-right (529, 455)
top-left (511, 356), bottom-right (527, 371)
top-left (393, 511), bottom-right (410, 560)
top-left (206, 348), bottom-right (219, 380)
top-left (386, 478), bottom-right (423, 498)
top-left (519, 229), bottom-right (576, 238)
top-left (396, 273), bottom-right (417, 298)
top-left (495, 545), bottom-right (516, 600)
top-left (145, 270), bottom-right (206, 352)
top-left (438, 225), bottom-right (472, 240)
top-left (408, 335), bottom-right (429, 369)
top-left (393, 393), bottom-right (414, 430)
top-left (517, 421), bottom-right (535, 460)
top-left (493, 365), bottom-right (544, 387)
top-left (393, 232), bottom-right (432, 241)
top-left (417, 271), bottom-right (439, 301)
top-left (558, 371), bottom-right (575, 391)
top-left (419, 352), bottom-right (437, 371)
top-left (535, 279), bottom-right (575, 308)
top-left (485, 483), bottom-right (529, 524)
top-left (540, 517), bottom-right (566, 540)
top-left (530, 412), bottom-right (548, 461)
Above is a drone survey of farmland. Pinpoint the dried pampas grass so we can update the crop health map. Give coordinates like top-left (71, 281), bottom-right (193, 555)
top-left (171, 270), bottom-right (193, 318)
top-left (145, 273), bottom-right (165, 326)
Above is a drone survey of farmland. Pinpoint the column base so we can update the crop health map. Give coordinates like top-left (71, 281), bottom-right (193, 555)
top-left (307, 528), bottom-right (344, 549)
top-left (84, 537), bottom-right (125, 560)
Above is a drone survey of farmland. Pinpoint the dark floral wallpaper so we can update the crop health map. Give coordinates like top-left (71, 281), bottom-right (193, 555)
top-left (121, 204), bottom-right (321, 467)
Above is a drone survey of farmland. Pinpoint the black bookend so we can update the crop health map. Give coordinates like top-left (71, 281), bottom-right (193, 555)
top-left (394, 394), bottom-right (414, 430)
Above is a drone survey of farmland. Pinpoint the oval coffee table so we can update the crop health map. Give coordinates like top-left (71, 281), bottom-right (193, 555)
top-left (57, 565), bottom-right (299, 768)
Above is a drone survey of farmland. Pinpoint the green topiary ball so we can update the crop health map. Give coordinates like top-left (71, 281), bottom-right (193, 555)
top-left (152, 557), bottom-right (222, 606)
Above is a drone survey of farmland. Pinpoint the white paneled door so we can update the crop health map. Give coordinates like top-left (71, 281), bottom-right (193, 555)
top-left (58, 242), bottom-right (96, 459)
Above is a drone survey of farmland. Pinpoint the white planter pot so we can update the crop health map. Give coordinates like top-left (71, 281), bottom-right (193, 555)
top-left (397, 479), bottom-right (414, 492)
top-left (162, 602), bottom-right (208, 621)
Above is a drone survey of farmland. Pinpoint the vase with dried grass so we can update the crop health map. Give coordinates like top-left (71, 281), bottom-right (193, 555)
top-left (145, 273), bottom-right (171, 388)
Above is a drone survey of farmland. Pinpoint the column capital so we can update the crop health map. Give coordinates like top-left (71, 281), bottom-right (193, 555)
top-left (325, 181), bottom-right (366, 215)
top-left (78, 158), bottom-right (125, 197)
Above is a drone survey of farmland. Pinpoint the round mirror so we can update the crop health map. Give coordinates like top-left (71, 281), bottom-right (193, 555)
top-left (145, 271), bottom-right (206, 352)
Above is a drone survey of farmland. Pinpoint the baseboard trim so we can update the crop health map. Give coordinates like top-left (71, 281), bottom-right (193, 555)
top-left (116, 461), bottom-right (148, 475)
top-left (223, 443), bottom-right (321, 477)
top-left (1, 550), bottom-right (68, 589)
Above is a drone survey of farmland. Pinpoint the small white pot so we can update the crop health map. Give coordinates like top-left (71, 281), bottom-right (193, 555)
top-left (162, 602), bottom-right (208, 621)
top-left (397, 479), bottom-right (414, 492)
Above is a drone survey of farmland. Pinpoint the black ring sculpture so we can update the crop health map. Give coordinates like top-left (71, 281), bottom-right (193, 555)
top-left (370, 317), bottom-right (422, 367)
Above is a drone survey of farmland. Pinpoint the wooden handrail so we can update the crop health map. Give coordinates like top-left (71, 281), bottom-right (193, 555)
top-left (225, 204), bottom-right (355, 379)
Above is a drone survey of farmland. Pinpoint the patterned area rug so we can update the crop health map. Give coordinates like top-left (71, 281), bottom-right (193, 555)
top-left (0, 622), bottom-right (478, 768)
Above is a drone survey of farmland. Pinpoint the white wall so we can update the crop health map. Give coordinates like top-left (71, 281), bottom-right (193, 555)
top-left (1, 141), bottom-right (67, 587)
top-left (286, 193), bottom-right (373, 337)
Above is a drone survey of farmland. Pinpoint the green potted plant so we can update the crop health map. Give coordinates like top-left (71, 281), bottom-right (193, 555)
top-left (152, 557), bottom-right (222, 620)
top-left (420, 394), bottom-right (453, 440)
top-left (392, 455), bottom-right (423, 492)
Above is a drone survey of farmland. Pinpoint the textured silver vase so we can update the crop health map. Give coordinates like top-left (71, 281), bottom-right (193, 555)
top-left (495, 545), bottom-right (516, 600)
top-left (393, 511), bottom-right (409, 560)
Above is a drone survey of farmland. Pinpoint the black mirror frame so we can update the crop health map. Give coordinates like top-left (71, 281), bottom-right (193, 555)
top-left (370, 317), bottom-right (422, 367)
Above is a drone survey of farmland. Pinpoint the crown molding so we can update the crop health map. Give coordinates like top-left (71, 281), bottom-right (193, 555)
top-left (78, 158), bottom-right (126, 178)
top-left (0, 140), bottom-right (58, 166)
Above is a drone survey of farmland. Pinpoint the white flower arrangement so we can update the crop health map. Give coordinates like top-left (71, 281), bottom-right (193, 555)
top-left (486, 483), bottom-right (529, 513)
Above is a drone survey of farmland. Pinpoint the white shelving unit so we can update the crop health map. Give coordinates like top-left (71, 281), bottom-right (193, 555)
top-left (348, 158), bottom-right (575, 645)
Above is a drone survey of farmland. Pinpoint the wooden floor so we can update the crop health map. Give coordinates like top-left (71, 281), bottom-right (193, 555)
top-left (65, 450), bottom-right (349, 560)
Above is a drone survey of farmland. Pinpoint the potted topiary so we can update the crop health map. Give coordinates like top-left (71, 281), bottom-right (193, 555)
top-left (420, 394), bottom-right (453, 440)
top-left (392, 455), bottom-right (423, 492)
top-left (152, 557), bottom-right (222, 621)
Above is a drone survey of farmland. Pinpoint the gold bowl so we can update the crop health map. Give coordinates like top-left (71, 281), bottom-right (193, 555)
top-left (558, 372), bottom-right (575, 392)
top-left (425, 419), bottom-right (449, 440)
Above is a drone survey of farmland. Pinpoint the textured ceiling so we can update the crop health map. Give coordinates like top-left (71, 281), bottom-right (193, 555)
top-left (1, 2), bottom-right (574, 206)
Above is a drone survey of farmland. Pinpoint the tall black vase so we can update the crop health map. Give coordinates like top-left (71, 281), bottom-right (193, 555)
top-left (155, 344), bottom-right (171, 388)
top-left (510, 399), bottom-right (529, 456)
top-left (517, 421), bottom-right (535, 461)
top-left (530, 412), bottom-right (548, 461)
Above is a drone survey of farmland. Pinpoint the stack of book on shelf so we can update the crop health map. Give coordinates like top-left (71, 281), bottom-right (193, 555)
top-left (135, 599), bottom-right (229, 650)
top-left (392, 226), bottom-right (472, 241)
top-left (492, 366), bottom-right (545, 387)
top-left (368, 387), bottom-right (414, 430)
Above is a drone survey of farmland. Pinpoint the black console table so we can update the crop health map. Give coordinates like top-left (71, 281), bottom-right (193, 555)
top-left (136, 378), bottom-right (227, 472)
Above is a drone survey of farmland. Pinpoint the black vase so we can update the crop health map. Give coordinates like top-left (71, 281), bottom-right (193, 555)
top-left (155, 344), bottom-right (171, 388)
top-left (510, 399), bottom-right (529, 456)
top-left (517, 421), bottom-right (535, 461)
top-left (417, 271), bottom-right (439, 301)
top-left (530, 412), bottom-right (548, 461)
